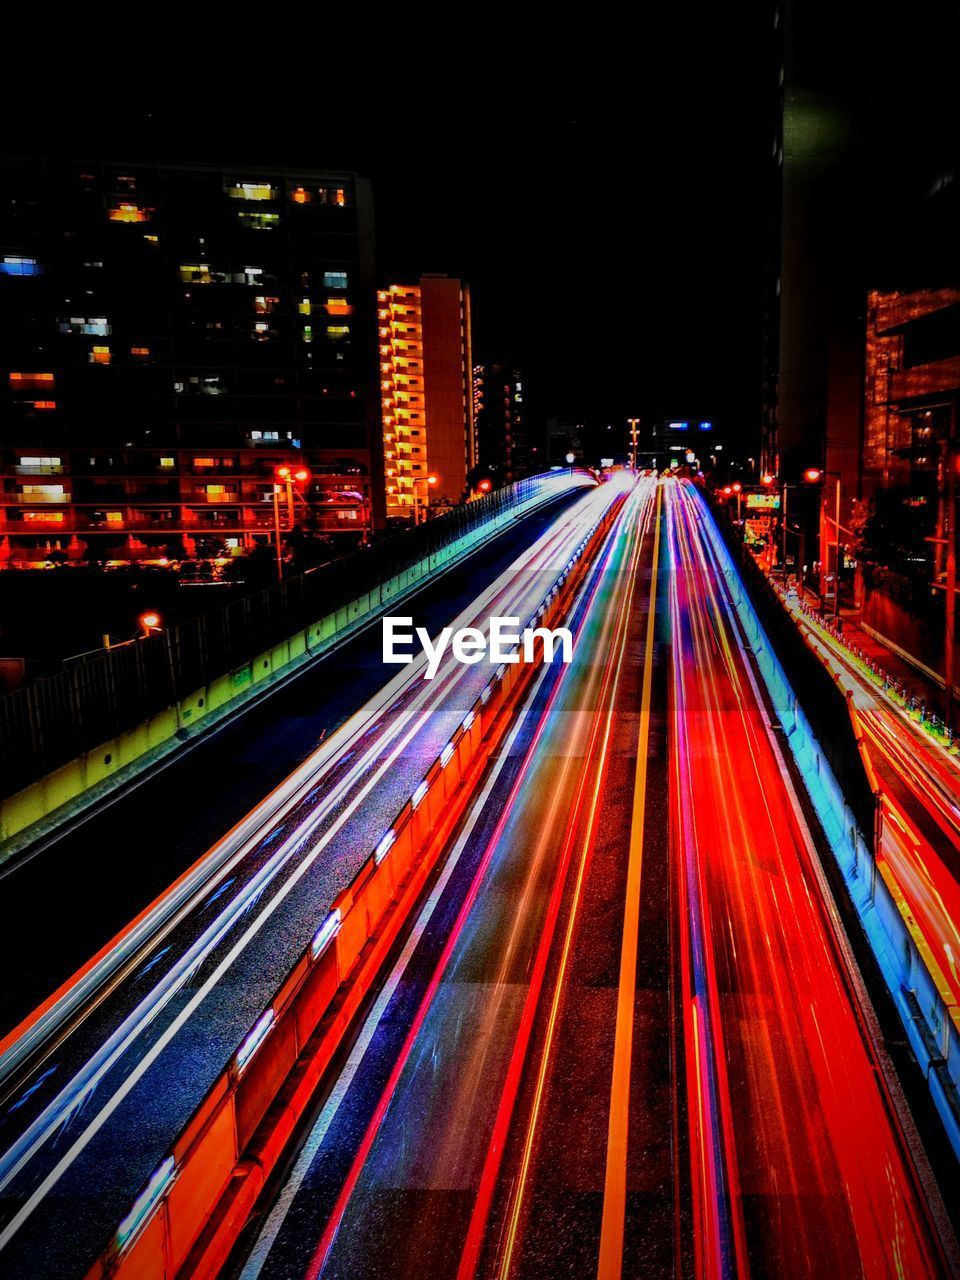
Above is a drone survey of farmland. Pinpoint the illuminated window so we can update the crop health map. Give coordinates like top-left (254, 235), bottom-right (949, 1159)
top-left (325, 298), bottom-right (353, 316)
top-left (1, 256), bottom-right (40, 276)
top-left (108, 203), bottom-right (152, 223)
top-left (21, 483), bottom-right (65, 499)
top-left (302, 324), bottom-right (313, 343)
top-left (326, 325), bottom-right (350, 342)
top-left (180, 264), bottom-right (213, 284)
top-left (254, 295), bottom-right (280, 314)
top-left (237, 210), bottom-right (280, 230)
top-left (59, 316), bottom-right (110, 336)
top-left (227, 182), bottom-right (276, 201)
top-left (23, 510), bottom-right (64, 523)
top-left (324, 271), bottom-right (348, 289)
top-left (10, 372), bottom-right (54, 389)
top-left (89, 346), bottom-right (112, 366)
top-left (143, 234), bottom-right (159, 245)
top-left (105, 511), bottom-right (124, 524)
top-left (194, 457), bottom-right (216, 468)
top-left (31, 400), bottom-right (57, 410)
top-left (19, 456), bottom-right (62, 468)
top-left (160, 457), bottom-right (175, 468)
top-left (298, 298), bottom-right (312, 316)
top-left (130, 346), bottom-right (150, 358)
top-left (290, 186), bottom-right (311, 204)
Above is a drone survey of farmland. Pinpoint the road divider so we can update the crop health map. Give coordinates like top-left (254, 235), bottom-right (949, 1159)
top-left (81, 489), bottom-right (626, 1280)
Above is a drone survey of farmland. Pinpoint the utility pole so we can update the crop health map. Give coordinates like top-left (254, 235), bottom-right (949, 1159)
top-left (272, 483), bottom-right (284, 581)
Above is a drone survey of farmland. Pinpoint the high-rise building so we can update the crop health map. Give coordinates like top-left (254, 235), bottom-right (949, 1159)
top-left (0, 157), bottom-right (381, 566)
top-left (472, 362), bottom-right (530, 484)
top-left (378, 275), bottom-right (474, 521)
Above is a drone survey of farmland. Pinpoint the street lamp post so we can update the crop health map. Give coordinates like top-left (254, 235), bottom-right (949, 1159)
top-left (411, 473), bottom-right (439, 525)
top-left (804, 468), bottom-right (842, 617)
top-left (627, 418), bottom-right (640, 471)
top-left (272, 464), bottom-right (311, 581)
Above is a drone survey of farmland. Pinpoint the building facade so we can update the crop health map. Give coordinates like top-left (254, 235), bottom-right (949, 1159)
top-left (0, 157), bottom-right (381, 566)
top-left (378, 275), bottom-right (474, 521)
top-left (472, 362), bottom-right (529, 484)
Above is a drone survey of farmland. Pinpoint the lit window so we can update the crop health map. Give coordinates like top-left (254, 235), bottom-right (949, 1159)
top-left (195, 457), bottom-right (216, 468)
top-left (23, 511), bottom-right (64, 523)
top-left (160, 457), bottom-right (175, 468)
top-left (144, 234), bottom-right (159, 245)
top-left (21, 483), bottom-right (65, 499)
top-left (19, 456), bottom-right (61, 468)
top-left (326, 325), bottom-right (350, 341)
top-left (9, 372), bottom-right (54, 389)
top-left (237, 210), bottom-right (280, 230)
top-left (131, 346), bottom-right (150, 358)
top-left (325, 298), bottom-right (353, 316)
top-left (324, 271), bottom-right (348, 289)
top-left (89, 346), bottom-right (112, 365)
top-left (254, 295), bottom-right (280, 314)
top-left (290, 186), bottom-right (310, 204)
top-left (180, 264), bottom-right (213, 284)
top-left (105, 511), bottom-right (123, 524)
top-left (302, 324), bottom-right (313, 343)
top-left (59, 316), bottom-right (110, 336)
top-left (1, 256), bottom-right (40, 277)
top-left (298, 298), bottom-right (312, 316)
top-left (108, 203), bottom-right (152, 223)
top-left (31, 400), bottom-right (57, 410)
top-left (227, 182), bottom-right (276, 201)
top-left (250, 430), bottom-right (280, 442)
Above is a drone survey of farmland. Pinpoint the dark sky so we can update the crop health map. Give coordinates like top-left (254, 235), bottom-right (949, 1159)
top-left (3, 14), bottom-right (772, 450)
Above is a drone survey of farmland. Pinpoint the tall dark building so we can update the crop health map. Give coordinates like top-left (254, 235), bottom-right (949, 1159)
top-left (472, 362), bottom-right (530, 483)
top-left (0, 158), bottom-right (381, 566)
top-left (761, 0), bottom-right (959, 600)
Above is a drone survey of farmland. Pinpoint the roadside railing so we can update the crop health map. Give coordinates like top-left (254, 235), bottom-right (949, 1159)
top-left (0, 471), bottom-right (595, 808)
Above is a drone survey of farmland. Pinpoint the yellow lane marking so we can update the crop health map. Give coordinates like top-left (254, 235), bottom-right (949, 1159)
top-left (597, 482), bottom-right (662, 1280)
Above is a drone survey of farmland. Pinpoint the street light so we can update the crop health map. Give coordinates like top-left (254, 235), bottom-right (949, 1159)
top-left (272, 463), bottom-right (311, 580)
top-left (627, 418), bottom-right (640, 470)
top-left (139, 611), bottom-right (162, 638)
top-left (803, 467), bottom-right (842, 617)
top-left (412, 472), bottom-right (438, 525)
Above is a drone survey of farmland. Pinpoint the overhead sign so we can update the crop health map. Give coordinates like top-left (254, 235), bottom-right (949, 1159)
top-left (745, 492), bottom-right (781, 510)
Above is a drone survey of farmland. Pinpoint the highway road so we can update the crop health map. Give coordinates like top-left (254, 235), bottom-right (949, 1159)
top-left (1, 473), bottom-right (955, 1279)
top-left (233, 478), bottom-right (953, 1280)
top-left (0, 478), bottom-right (631, 1280)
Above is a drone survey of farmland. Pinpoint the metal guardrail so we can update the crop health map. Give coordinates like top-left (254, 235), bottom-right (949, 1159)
top-left (0, 472), bottom-right (593, 801)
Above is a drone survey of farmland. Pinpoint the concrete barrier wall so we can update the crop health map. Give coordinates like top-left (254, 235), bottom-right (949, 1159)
top-left (82, 492), bottom-right (621, 1280)
top-left (694, 488), bottom-right (960, 1162)
top-left (0, 473), bottom-right (596, 852)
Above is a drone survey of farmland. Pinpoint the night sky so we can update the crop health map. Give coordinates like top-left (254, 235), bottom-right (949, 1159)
top-left (4, 14), bottom-right (772, 451)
